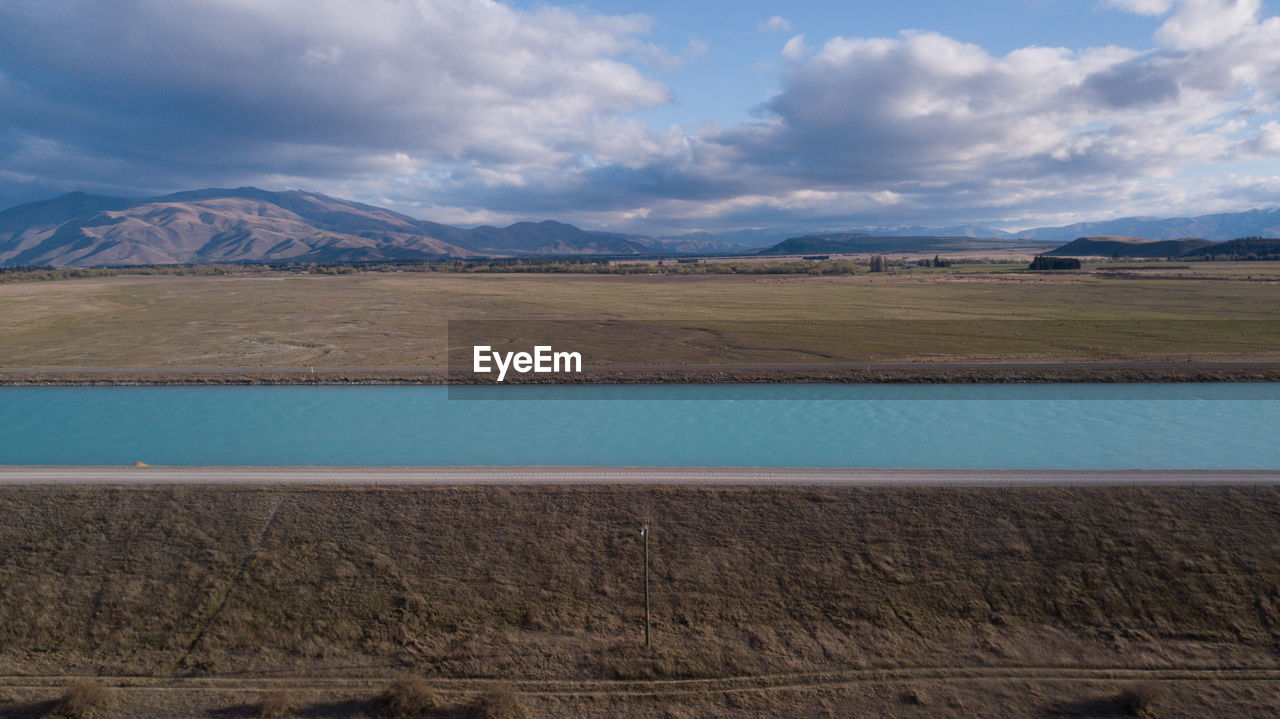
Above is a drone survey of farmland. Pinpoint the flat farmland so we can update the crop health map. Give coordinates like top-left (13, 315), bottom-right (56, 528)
top-left (0, 264), bottom-right (1279, 381)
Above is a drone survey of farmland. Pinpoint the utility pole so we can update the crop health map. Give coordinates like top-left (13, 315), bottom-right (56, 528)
top-left (641, 522), bottom-right (651, 648)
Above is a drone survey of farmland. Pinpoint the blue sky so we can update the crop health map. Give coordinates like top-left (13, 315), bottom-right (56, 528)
top-left (2, 0), bottom-right (1279, 234)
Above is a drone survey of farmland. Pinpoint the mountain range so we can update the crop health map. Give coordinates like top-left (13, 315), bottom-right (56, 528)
top-left (2, 187), bottom-right (1280, 267)
top-left (0, 188), bottom-right (666, 267)
top-left (831, 209), bottom-right (1280, 243)
top-left (1011, 209), bottom-right (1280, 243)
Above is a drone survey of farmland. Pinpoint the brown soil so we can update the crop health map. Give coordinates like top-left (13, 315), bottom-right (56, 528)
top-left (1, 483), bottom-right (1278, 716)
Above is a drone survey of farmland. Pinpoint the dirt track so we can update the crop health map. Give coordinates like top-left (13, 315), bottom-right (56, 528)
top-left (3, 665), bottom-right (1280, 699)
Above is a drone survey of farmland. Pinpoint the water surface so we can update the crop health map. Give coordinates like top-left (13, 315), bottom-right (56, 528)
top-left (2, 384), bottom-right (1278, 468)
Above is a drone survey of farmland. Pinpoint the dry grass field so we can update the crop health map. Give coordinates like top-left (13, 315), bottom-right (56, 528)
top-left (1, 483), bottom-right (1279, 717)
top-left (0, 262), bottom-right (1279, 379)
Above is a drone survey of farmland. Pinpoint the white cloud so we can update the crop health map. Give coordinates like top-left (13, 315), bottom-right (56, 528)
top-left (1106, 0), bottom-right (1177, 15)
top-left (538, 4), bottom-right (1280, 230)
top-left (1248, 121), bottom-right (1280, 154)
top-left (0, 0), bottom-right (672, 198)
top-left (1156, 0), bottom-right (1262, 49)
top-left (781, 34), bottom-right (809, 62)
top-left (758, 16), bottom-right (792, 33)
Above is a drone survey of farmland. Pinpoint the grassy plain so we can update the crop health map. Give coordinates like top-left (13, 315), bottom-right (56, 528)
top-left (1, 261), bottom-right (1279, 378)
top-left (1, 482), bottom-right (1279, 717)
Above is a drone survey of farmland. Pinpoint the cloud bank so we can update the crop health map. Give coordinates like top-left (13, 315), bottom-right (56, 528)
top-left (0, 0), bottom-right (670, 220)
top-left (2, 0), bottom-right (1279, 232)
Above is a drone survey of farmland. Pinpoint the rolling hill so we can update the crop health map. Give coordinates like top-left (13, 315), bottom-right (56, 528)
top-left (0, 188), bottom-right (651, 267)
top-left (758, 233), bottom-right (1052, 256)
top-left (1043, 236), bottom-right (1214, 258)
top-left (1181, 237), bottom-right (1280, 260)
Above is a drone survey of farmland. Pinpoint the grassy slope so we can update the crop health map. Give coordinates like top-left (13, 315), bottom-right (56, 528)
top-left (1, 484), bottom-right (1279, 717)
top-left (1, 264), bottom-right (1280, 369)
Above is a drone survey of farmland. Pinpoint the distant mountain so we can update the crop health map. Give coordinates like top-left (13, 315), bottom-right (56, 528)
top-left (1044, 236), bottom-right (1214, 258)
top-left (803, 208), bottom-right (1280, 244)
top-left (459, 220), bottom-right (647, 255)
top-left (650, 228), bottom-right (802, 252)
top-left (1181, 237), bottom-right (1280, 260)
top-left (751, 207), bottom-right (1280, 256)
top-left (1018, 208), bottom-right (1280, 243)
top-left (643, 225), bottom-right (1020, 252)
top-left (759, 234), bottom-right (1052, 256)
top-left (10, 188), bottom-right (1279, 267)
top-left (832, 224), bottom-right (1017, 239)
top-left (0, 188), bottom-right (652, 267)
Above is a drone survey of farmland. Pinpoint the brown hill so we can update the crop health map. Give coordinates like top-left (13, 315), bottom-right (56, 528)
top-left (0, 188), bottom-right (649, 266)
top-left (1044, 235), bottom-right (1213, 258)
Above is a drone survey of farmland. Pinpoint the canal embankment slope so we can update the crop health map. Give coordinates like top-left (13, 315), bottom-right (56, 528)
top-left (1, 477), bottom-right (1279, 717)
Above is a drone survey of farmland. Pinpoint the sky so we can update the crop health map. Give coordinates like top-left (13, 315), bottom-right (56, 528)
top-left (2, 0), bottom-right (1280, 234)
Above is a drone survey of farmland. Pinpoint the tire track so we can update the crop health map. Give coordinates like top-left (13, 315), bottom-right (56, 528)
top-left (4, 665), bottom-right (1280, 699)
top-left (172, 495), bottom-right (288, 671)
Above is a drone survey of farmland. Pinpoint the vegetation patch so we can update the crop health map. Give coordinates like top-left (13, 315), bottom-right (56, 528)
top-left (254, 688), bottom-right (299, 718)
top-left (51, 680), bottom-right (116, 719)
top-left (471, 686), bottom-right (526, 719)
top-left (1029, 255), bottom-right (1082, 270)
top-left (373, 676), bottom-right (441, 718)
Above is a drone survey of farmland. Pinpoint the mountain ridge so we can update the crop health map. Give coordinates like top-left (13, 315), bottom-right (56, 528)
top-left (752, 208), bottom-right (1280, 245)
top-left (758, 234), bottom-right (1053, 256)
top-left (1043, 236), bottom-right (1215, 258)
top-left (1013, 208), bottom-right (1280, 243)
top-left (5, 188), bottom-right (1280, 267)
top-left (0, 188), bottom-right (659, 267)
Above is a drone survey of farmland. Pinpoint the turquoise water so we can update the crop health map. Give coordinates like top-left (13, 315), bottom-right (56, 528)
top-left (2, 384), bottom-right (1279, 468)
